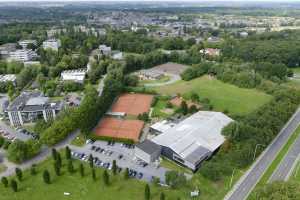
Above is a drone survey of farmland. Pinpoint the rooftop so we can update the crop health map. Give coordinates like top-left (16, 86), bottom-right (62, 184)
top-left (151, 111), bottom-right (233, 164)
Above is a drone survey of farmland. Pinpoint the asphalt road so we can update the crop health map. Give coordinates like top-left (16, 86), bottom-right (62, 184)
top-left (269, 128), bottom-right (300, 182)
top-left (224, 108), bottom-right (300, 200)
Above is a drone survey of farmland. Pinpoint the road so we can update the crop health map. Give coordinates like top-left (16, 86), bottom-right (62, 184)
top-left (224, 108), bottom-right (300, 200)
top-left (269, 128), bottom-right (300, 182)
top-left (0, 130), bottom-right (80, 178)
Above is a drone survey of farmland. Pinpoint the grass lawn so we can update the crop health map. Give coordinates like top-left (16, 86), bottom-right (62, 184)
top-left (139, 76), bottom-right (170, 86)
top-left (0, 152), bottom-right (247, 200)
top-left (0, 156), bottom-right (190, 200)
top-left (152, 99), bottom-right (174, 118)
top-left (160, 157), bottom-right (192, 174)
top-left (0, 164), bottom-right (7, 173)
top-left (248, 125), bottom-right (300, 199)
top-left (152, 76), bottom-right (272, 116)
top-left (70, 134), bottom-right (86, 147)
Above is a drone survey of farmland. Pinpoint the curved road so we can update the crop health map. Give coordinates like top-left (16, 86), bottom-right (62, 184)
top-left (143, 74), bottom-right (180, 87)
top-left (224, 108), bottom-right (300, 200)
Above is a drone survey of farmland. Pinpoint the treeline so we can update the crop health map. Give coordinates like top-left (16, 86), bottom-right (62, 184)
top-left (222, 30), bottom-right (300, 67)
top-left (200, 84), bottom-right (300, 181)
top-left (181, 61), bottom-right (289, 88)
top-left (40, 62), bottom-right (124, 146)
top-left (124, 49), bottom-right (202, 73)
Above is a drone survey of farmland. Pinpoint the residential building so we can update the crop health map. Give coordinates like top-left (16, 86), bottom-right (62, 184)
top-left (9, 49), bottom-right (37, 62)
top-left (200, 48), bottom-right (221, 57)
top-left (18, 40), bottom-right (37, 49)
top-left (112, 51), bottom-right (123, 60)
top-left (99, 44), bottom-right (112, 56)
top-left (149, 111), bottom-right (233, 171)
top-left (61, 68), bottom-right (87, 83)
top-left (0, 43), bottom-right (17, 59)
top-left (0, 74), bottom-right (16, 83)
top-left (4, 91), bottom-right (63, 127)
top-left (42, 39), bottom-right (61, 51)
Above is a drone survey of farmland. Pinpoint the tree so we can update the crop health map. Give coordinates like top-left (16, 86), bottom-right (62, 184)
top-left (65, 146), bottom-right (71, 160)
top-left (54, 161), bottom-right (61, 176)
top-left (160, 192), bottom-right (165, 200)
top-left (124, 168), bottom-right (129, 180)
top-left (52, 148), bottom-right (57, 160)
top-left (112, 160), bottom-right (117, 175)
top-left (79, 163), bottom-right (84, 177)
top-left (165, 171), bottom-right (187, 189)
top-left (144, 184), bottom-right (150, 200)
top-left (67, 160), bottom-right (74, 173)
top-left (56, 153), bottom-right (62, 169)
top-left (92, 168), bottom-right (96, 181)
top-left (88, 154), bottom-right (94, 169)
top-left (15, 168), bottom-right (22, 181)
top-left (10, 179), bottom-right (18, 192)
top-left (43, 170), bottom-right (51, 184)
top-left (180, 101), bottom-right (188, 115)
top-left (190, 92), bottom-right (199, 102)
top-left (103, 170), bottom-right (109, 186)
top-left (1, 177), bottom-right (8, 187)
top-left (7, 140), bottom-right (27, 163)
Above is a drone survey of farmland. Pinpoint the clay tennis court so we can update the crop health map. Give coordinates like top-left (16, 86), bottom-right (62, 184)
top-left (94, 117), bottom-right (144, 142)
top-left (111, 93), bottom-right (153, 116)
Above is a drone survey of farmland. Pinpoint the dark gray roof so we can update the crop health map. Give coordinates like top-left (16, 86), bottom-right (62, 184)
top-left (184, 146), bottom-right (211, 165)
top-left (136, 140), bottom-right (161, 155)
top-left (6, 91), bottom-right (63, 112)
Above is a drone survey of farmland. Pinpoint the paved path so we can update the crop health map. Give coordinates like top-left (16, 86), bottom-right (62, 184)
top-left (224, 108), bottom-right (300, 200)
top-left (98, 74), bottom-right (106, 96)
top-left (0, 130), bottom-right (80, 178)
top-left (269, 127), bottom-right (300, 182)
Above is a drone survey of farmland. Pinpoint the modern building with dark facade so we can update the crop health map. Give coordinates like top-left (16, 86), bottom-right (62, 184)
top-left (3, 91), bottom-right (64, 127)
top-left (151, 111), bottom-right (233, 171)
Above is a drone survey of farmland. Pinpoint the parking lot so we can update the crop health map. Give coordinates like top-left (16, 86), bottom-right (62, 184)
top-left (69, 140), bottom-right (169, 183)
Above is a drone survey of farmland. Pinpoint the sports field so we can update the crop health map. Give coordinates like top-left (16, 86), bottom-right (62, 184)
top-left (94, 117), bottom-right (144, 142)
top-left (153, 76), bottom-right (272, 115)
top-left (111, 93), bottom-right (153, 116)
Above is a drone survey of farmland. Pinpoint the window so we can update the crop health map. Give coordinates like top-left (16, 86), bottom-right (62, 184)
top-left (173, 154), bottom-right (184, 164)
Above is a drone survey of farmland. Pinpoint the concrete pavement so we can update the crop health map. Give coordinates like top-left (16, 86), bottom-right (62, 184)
top-left (269, 127), bottom-right (300, 182)
top-left (224, 108), bottom-right (300, 200)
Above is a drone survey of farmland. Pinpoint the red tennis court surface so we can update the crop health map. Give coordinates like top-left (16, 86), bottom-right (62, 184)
top-left (94, 117), bottom-right (144, 142)
top-left (111, 93), bottom-right (153, 116)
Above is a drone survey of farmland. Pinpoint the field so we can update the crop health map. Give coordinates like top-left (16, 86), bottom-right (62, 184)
top-left (0, 152), bottom-right (247, 200)
top-left (153, 76), bottom-right (272, 115)
top-left (0, 156), bottom-right (188, 200)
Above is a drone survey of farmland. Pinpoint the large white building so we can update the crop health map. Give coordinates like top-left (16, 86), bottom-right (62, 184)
top-left (18, 40), bottom-right (37, 49)
top-left (42, 39), bottom-right (61, 51)
top-left (9, 49), bottom-right (37, 62)
top-left (0, 74), bottom-right (16, 83)
top-left (4, 91), bottom-right (63, 127)
top-left (61, 68), bottom-right (87, 83)
top-left (136, 111), bottom-right (233, 171)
